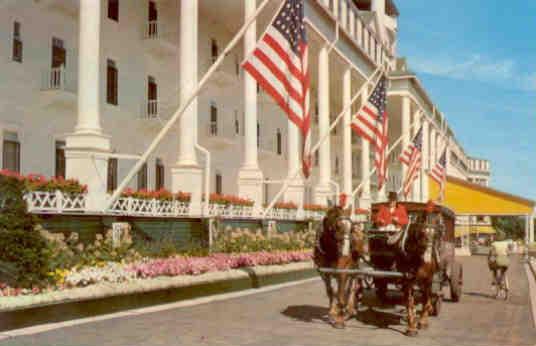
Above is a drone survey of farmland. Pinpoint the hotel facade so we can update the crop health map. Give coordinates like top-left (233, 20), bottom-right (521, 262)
top-left (2, 0), bottom-right (533, 244)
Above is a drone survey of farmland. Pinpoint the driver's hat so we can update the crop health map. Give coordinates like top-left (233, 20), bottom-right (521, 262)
top-left (388, 191), bottom-right (398, 202)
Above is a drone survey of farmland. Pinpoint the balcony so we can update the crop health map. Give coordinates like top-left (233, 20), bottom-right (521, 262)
top-left (39, 66), bottom-right (76, 109)
top-left (315, 0), bottom-right (391, 66)
top-left (34, 0), bottom-right (78, 18)
top-left (142, 21), bottom-right (178, 59)
top-left (203, 120), bottom-right (241, 150)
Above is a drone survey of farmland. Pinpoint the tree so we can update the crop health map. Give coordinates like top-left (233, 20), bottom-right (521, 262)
top-left (491, 216), bottom-right (525, 240)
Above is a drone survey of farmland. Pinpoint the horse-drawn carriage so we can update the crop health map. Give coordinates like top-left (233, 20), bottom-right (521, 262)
top-left (315, 200), bottom-right (463, 335)
top-left (367, 201), bottom-right (463, 315)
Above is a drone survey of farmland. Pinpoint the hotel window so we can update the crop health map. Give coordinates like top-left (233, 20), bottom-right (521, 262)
top-left (335, 156), bottom-right (339, 175)
top-left (137, 163), bottom-right (147, 190)
top-left (12, 21), bottom-right (22, 63)
top-left (209, 102), bottom-right (218, 135)
top-left (257, 122), bottom-right (260, 148)
top-left (276, 129), bottom-right (282, 155)
top-left (55, 140), bottom-right (66, 178)
top-left (234, 110), bottom-right (240, 135)
top-left (235, 55), bottom-right (240, 77)
top-left (155, 158), bottom-right (164, 189)
top-left (107, 158), bottom-right (118, 192)
top-left (147, 76), bottom-right (157, 116)
top-left (106, 59), bottom-right (118, 105)
top-left (108, 0), bottom-right (119, 21)
top-left (148, 1), bottom-right (158, 36)
top-left (264, 178), bottom-right (269, 205)
top-left (314, 100), bottom-right (319, 124)
top-left (215, 171), bottom-right (222, 194)
top-left (314, 150), bottom-right (319, 167)
top-left (211, 38), bottom-right (218, 63)
top-left (2, 131), bottom-right (20, 173)
top-left (51, 37), bottom-right (66, 68)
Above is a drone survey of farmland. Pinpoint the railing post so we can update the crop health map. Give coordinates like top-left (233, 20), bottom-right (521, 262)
top-left (127, 197), bottom-right (133, 215)
top-left (55, 190), bottom-right (63, 213)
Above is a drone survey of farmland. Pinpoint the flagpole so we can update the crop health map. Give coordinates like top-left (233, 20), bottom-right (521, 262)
top-left (261, 66), bottom-right (384, 217)
top-left (104, 0), bottom-right (274, 212)
top-left (349, 116), bottom-right (422, 213)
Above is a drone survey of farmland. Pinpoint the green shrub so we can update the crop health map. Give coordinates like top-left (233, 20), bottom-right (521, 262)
top-left (0, 174), bottom-right (37, 231)
top-left (0, 229), bottom-right (51, 287)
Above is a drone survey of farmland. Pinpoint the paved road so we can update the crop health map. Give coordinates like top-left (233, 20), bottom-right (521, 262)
top-left (1, 256), bottom-right (535, 346)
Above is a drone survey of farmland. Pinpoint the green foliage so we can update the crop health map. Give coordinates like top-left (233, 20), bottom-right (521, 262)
top-left (0, 229), bottom-right (51, 287)
top-left (0, 174), bottom-right (50, 287)
top-left (491, 216), bottom-right (525, 240)
top-left (0, 175), bottom-right (37, 231)
top-left (132, 235), bottom-right (209, 258)
top-left (211, 228), bottom-right (315, 253)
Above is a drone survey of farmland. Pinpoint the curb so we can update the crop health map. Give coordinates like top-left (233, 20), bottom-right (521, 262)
top-left (0, 276), bottom-right (319, 338)
top-left (0, 261), bottom-right (315, 313)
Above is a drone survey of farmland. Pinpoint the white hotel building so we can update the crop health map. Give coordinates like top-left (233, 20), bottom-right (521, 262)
top-left (0, 0), bottom-right (492, 218)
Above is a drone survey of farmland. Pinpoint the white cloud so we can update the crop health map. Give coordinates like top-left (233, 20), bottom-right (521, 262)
top-left (409, 54), bottom-right (535, 91)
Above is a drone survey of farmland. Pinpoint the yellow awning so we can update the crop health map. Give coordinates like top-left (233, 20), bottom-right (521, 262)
top-left (455, 225), bottom-right (496, 237)
top-left (429, 176), bottom-right (534, 215)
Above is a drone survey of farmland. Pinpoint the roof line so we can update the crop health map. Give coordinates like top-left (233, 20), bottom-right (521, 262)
top-left (447, 176), bottom-right (535, 207)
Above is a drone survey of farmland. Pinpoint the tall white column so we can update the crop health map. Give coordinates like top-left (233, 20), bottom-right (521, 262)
top-left (359, 85), bottom-right (371, 209)
top-left (171, 0), bottom-right (203, 214)
top-left (238, 0), bottom-right (263, 210)
top-left (529, 213), bottom-right (535, 244)
top-left (421, 118), bottom-right (429, 202)
top-left (411, 109), bottom-right (421, 201)
top-left (342, 68), bottom-right (352, 198)
top-left (400, 96), bottom-right (411, 200)
top-left (313, 46), bottom-right (332, 204)
top-left (65, 0), bottom-right (111, 212)
top-left (340, 0), bottom-right (348, 29)
top-left (430, 126), bottom-right (436, 169)
top-left (284, 121), bottom-right (304, 208)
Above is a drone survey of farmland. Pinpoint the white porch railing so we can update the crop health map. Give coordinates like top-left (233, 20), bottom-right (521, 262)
top-left (22, 191), bottom-right (342, 222)
top-left (25, 191), bottom-right (86, 213)
top-left (207, 204), bottom-right (255, 218)
top-left (141, 99), bottom-right (159, 119)
top-left (41, 66), bottom-right (67, 90)
top-left (108, 197), bottom-right (191, 217)
top-left (145, 21), bottom-right (160, 39)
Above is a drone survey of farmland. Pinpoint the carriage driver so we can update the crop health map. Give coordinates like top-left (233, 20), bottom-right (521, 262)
top-left (375, 191), bottom-right (409, 232)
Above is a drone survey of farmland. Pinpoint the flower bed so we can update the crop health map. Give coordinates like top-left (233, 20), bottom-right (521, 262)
top-left (121, 188), bottom-right (191, 202)
top-left (273, 201), bottom-right (298, 210)
top-left (0, 170), bottom-right (87, 194)
top-left (0, 250), bottom-right (312, 295)
top-left (208, 193), bottom-right (254, 207)
top-left (303, 204), bottom-right (327, 212)
top-left (129, 251), bottom-right (312, 279)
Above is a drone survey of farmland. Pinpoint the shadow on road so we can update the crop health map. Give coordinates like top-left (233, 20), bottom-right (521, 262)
top-left (464, 291), bottom-right (495, 299)
top-left (281, 305), bottom-right (330, 324)
top-left (281, 304), bottom-right (406, 335)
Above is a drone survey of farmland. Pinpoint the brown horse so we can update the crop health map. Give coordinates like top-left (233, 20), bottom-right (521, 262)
top-left (393, 211), bottom-right (441, 336)
top-left (313, 205), bottom-right (366, 328)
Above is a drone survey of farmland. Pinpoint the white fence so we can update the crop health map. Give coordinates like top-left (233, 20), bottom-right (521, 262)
top-left (22, 191), bottom-right (344, 221)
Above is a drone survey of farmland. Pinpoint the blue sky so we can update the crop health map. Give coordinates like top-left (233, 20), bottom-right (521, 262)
top-left (396, 1), bottom-right (536, 201)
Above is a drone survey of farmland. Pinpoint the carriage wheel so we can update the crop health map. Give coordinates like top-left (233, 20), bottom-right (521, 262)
top-left (450, 262), bottom-right (463, 302)
top-left (431, 294), bottom-right (442, 316)
top-left (374, 278), bottom-right (388, 301)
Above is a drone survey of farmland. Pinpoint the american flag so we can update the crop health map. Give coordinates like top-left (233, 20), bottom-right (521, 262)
top-left (242, 0), bottom-right (311, 177)
top-left (430, 147), bottom-right (447, 198)
top-left (399, 126), bottom-right (423, 198)
top-left (351, 76), bottom-right (389, 189)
